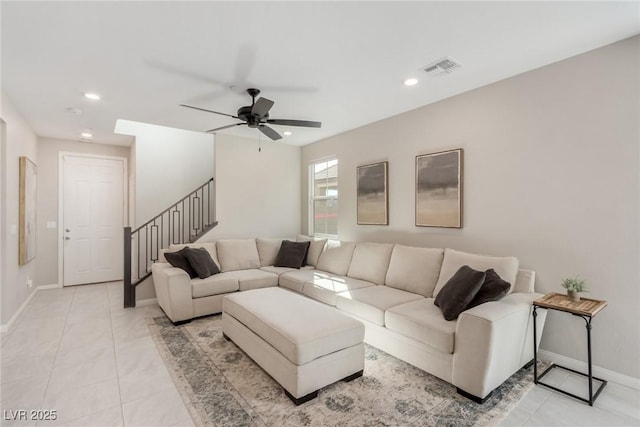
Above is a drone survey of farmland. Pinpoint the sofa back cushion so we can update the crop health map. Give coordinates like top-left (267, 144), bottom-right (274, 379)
top-left (513, 269), bottom-right (535, 293)
top-left (216, 239), bottom-right (261, 272)
top-left (296, 235), bottom-right (328, 267)
top-left (316, 241), bottom-right (356, 276)
top-left (385, 245), bottom-right (444, 297)
top-left (433, 248), bottom-right (519, 297)
top-left (256, 238), bottom-right (283, 267)
top-left (160, 242), bottom-right (219, 267)
top-left (347, 242), bottom-right (394, 285)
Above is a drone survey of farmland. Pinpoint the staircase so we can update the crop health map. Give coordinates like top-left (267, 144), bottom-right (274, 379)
top-left (123, 178), bottom-right (217, 307)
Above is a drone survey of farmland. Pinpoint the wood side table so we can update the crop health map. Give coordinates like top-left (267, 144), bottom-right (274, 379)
top-left (532, 292), bottom-right (608, 406)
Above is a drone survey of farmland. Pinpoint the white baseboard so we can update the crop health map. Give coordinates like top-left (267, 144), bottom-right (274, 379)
top-left (0, 284), bottom-right (58, 334)
top-left (136, 298), bottom-right (158, 307)
top-left (538, 349), bottom-right (640, 391)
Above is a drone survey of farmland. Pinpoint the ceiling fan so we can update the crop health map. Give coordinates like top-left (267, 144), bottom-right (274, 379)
top-left (180, 88), bottom-right (321, 140)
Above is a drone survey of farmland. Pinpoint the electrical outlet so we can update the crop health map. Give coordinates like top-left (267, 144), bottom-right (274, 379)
top-left (26, 278), bottom-right (33, 288)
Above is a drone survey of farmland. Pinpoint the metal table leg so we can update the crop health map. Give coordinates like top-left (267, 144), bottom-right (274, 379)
top-left (533, 306), bottom-right (538, 383)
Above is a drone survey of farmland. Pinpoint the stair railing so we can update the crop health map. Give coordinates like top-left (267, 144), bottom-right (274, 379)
top-left (123, 178), bottom-right (217, 307)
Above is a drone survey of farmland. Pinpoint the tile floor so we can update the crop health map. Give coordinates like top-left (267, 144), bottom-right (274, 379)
top-left (1, 283), bottom-right (639, 427)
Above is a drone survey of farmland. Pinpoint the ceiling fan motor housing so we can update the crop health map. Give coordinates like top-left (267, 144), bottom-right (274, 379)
top-left (237, 105), bottom-right (268, 127)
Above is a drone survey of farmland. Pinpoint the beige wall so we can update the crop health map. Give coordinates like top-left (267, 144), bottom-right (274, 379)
top-left (36, 138), bottom-right (130, 286)
top-left (301, 36), bottom-right (640, 379)
top-left (1, 93), bottom-right (39, 326)
top-left (128, 121), bottom-right (214, 227)
top-left (199, 134), bottom-right (301, 240)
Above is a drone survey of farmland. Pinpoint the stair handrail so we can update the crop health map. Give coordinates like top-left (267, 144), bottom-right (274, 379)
top-left (123, 177), bottom-right (217, 308)
top-left (133, 178), bottom-right (214, 233)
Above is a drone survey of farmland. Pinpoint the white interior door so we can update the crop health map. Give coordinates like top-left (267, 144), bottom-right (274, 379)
top-left (63, 156), bottom-right (124, 286)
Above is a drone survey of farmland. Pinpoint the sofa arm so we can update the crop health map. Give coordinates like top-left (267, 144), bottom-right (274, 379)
top-left (452, 292), bottom-right (547, 399)
top-left (151, 263), bottom-right (194, 323)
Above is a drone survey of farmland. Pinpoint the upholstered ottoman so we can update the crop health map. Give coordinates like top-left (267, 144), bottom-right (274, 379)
top-left (222, 287), bottom-right (365, 405)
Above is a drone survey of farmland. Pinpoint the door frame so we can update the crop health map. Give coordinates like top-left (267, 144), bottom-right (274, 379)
top-left (57, 152), bottom-right (128, 288)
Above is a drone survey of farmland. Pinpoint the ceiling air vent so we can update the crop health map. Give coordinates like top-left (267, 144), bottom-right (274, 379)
top-left (423, 57), bottom-right (461, 77)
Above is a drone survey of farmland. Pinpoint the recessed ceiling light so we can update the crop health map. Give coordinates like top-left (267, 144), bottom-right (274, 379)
top-left (80, 132), bottom-right (93, 138)
top-left (84, 92), bottom-right (101, 100)
top-left (404, 78), bottom-right (418, 86)
top-left (283, 131), bottom-right (292, 136)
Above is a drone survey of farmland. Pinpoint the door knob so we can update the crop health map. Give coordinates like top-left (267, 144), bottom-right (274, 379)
top-left (65, 228), bottom-right (70, 232)
top-left (64, 236), bottom-right (71, 240)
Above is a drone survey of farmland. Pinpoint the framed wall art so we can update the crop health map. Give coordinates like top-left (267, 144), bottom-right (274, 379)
top-left (415, 149), bottom-right (463, 228)
top-left (19, 156), bottom-right (37, 265)
top-left (357, 161), bottom-right (388, 225)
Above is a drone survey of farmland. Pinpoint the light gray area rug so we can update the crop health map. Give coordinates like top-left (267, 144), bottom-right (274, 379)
top-left (148, 314), bottom-right (538, 427)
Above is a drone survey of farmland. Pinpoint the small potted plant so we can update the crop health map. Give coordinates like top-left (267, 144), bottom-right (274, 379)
top-left (561, 276), bottom-right (588, 302)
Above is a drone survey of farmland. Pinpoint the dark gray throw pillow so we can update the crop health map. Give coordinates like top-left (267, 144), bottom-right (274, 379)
top-left (465, 268), bottom-right (510, 310)
top-left (434, 265), bottom-right (486, 321)
top-left (164, 247), bottom-right (198, 279)
top-left (274, 240), bottom-right (311, 269)
top-left (184, 247), bottom-right (220, 279)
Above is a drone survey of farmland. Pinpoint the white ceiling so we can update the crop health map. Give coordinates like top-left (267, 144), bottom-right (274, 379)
top-left (2, 1), bottom-right (639, 147)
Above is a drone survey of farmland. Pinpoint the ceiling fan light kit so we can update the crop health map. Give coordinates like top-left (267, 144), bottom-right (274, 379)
top-left (181, 88), bottom-right (321, 141)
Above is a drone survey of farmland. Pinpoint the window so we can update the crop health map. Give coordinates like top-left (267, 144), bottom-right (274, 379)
top-left (310, 158), bottom-right (338, 237)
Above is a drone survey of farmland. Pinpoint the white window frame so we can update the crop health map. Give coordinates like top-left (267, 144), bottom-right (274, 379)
top-left (309, 157), bottom-right (338, 238)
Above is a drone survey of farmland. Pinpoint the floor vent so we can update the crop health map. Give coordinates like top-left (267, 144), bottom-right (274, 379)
top-left (423, 57), bottom-right (461, 77)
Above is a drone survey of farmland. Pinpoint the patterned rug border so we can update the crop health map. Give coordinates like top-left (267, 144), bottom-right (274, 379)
top-left (147, 316), bottom-right (264, 427)
top-left (147, 314), bottom-right (542, 427)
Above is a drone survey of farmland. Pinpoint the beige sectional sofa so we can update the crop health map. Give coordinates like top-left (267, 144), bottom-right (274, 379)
top-left (150, 237), bottom-right (547, 402)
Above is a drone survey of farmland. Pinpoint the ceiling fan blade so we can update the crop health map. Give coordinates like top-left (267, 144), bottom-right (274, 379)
top-left (205, 123), bottom-right (245, 133)
top-left (252, 97), bottom-right (274, 117)
top-left (180, 104), bottom-right (238, 119)
top-left (258, 125), bottom-right (282, 141)
top-left (267, 119), bottom-right (322, 128)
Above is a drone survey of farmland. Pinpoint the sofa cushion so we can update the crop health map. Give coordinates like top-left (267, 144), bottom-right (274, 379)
top-left (191, 273), bottom-right (239, 298)
top-left (347, 242), bottom-right (394, 285)
top-left (335, 286), bottom-right (423, 326)
top-left (385, 245), bottom-right (444, 297)
top-left (435, 265), bottom-right (486, 321)
top-left (433, 248), bottom-right (519, 297)
top-left (316, 241), bottom-right (356, 276)
top-left (216, 239), bottom-right (261, 272)
top-left (260, 265), bottom-right (314, 276)
top-left (296, 235), bottom-right (328, 267)
top-left (279, 269), bottom-right (331, 293)
top-left (161, 242), bottom-right (219, 267)
top-left (274, 240), bottom-right (311, 269)
top-left (256, 238), bottom-right (283, 267)
top-left (466, 269), bottom-right (510, 310)
top-left (223, 269), bottom-right (278, 291)
top-left (164, 248), bottom-right (198, 279)
top-left (302, 276), bottom-right (375, 306)
top-left (385, 299), bottom-right (457, 354)
top-left (184, 247), bottom-right (220, 279)
top-left (513, 269), bottom-right (535, 293)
